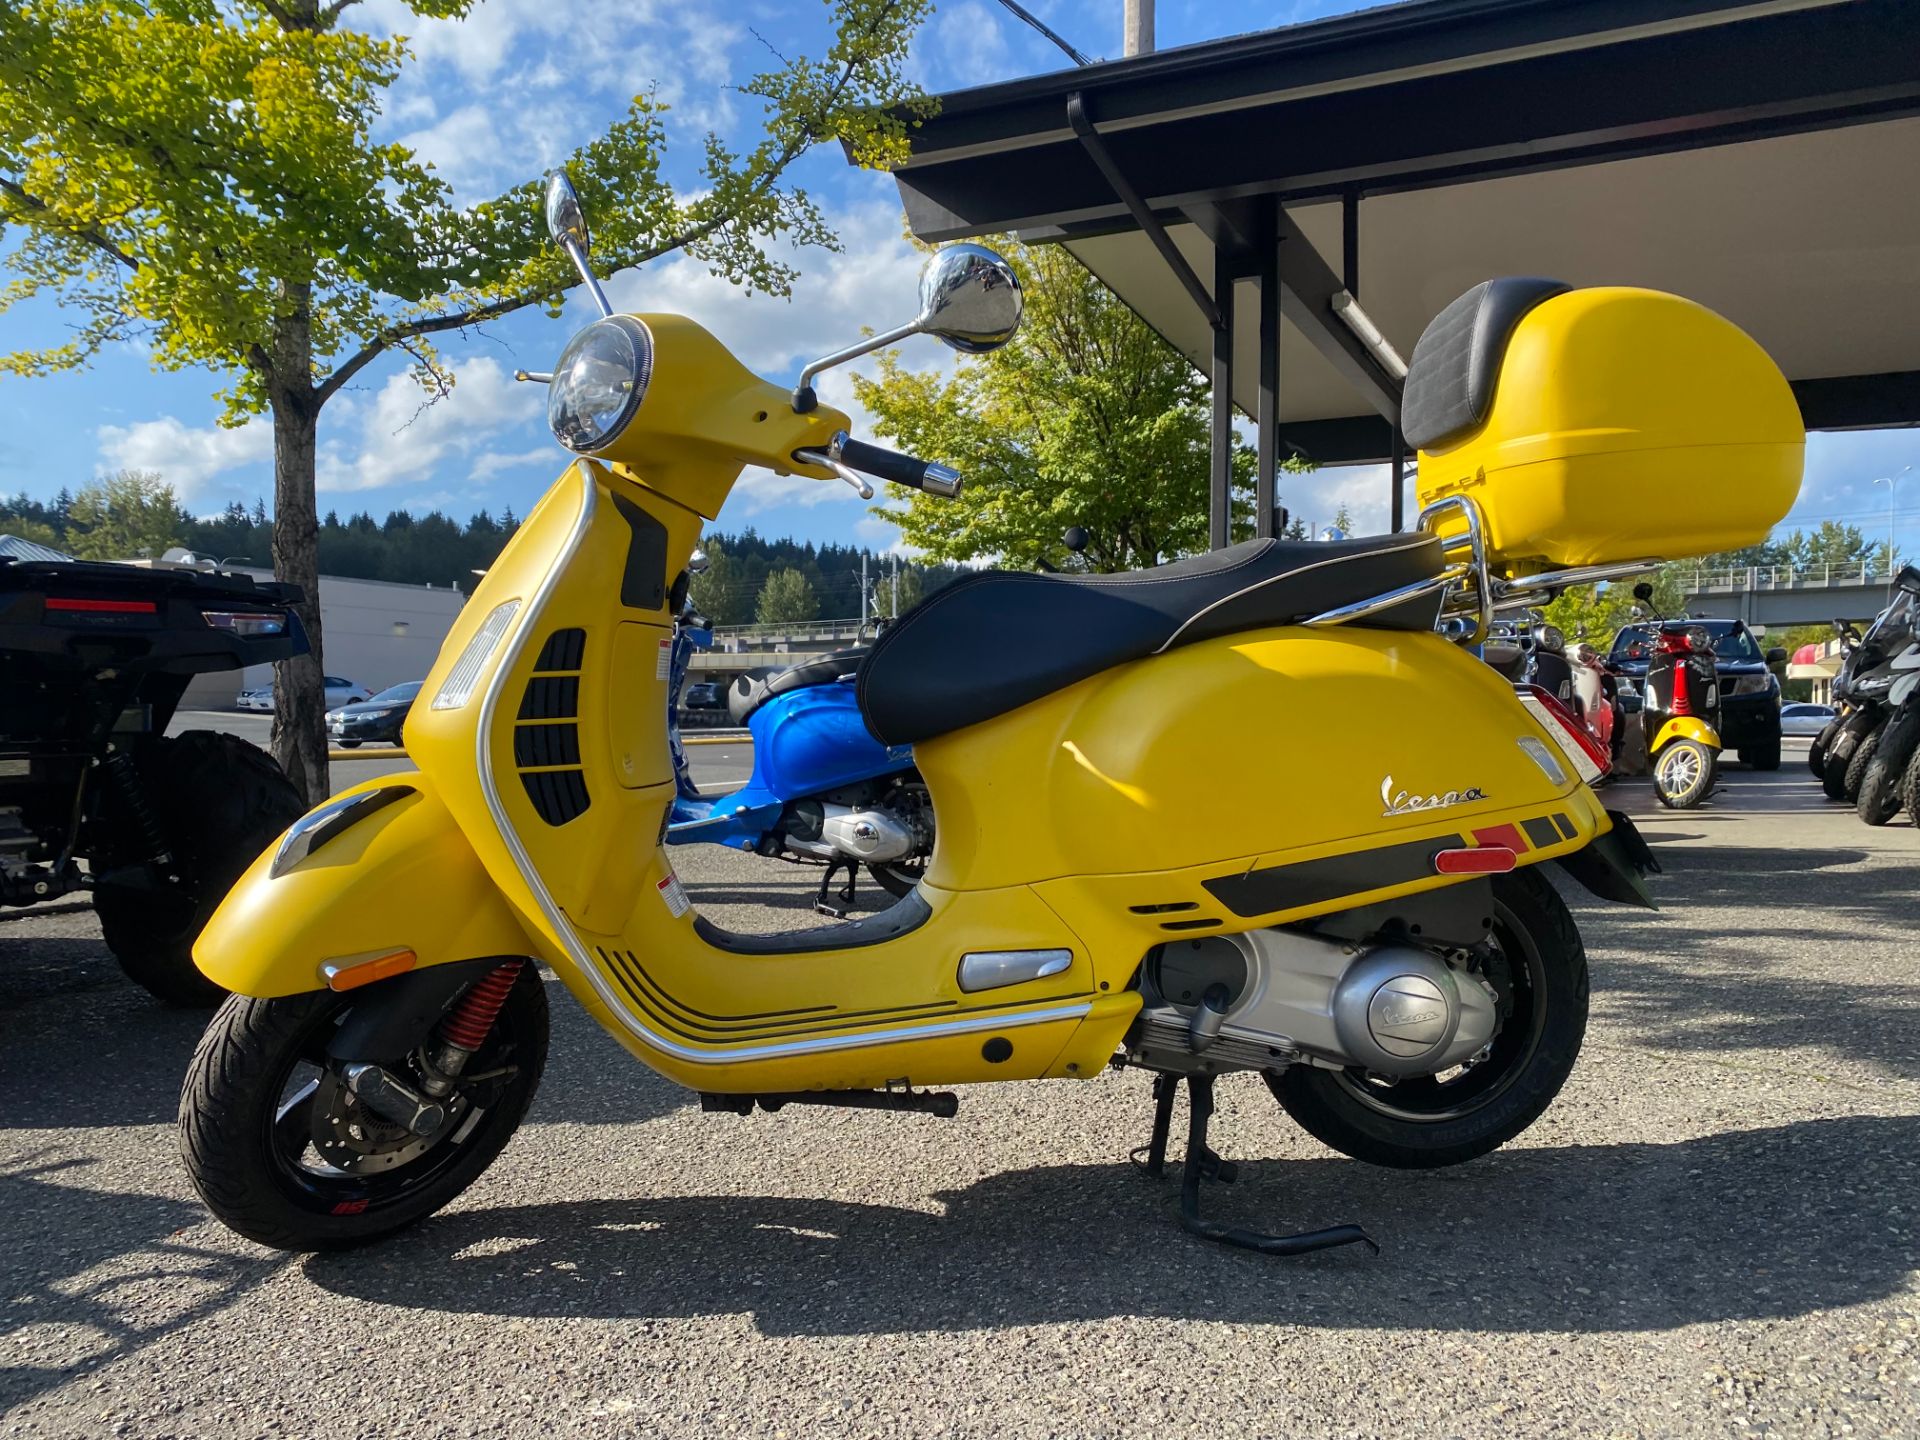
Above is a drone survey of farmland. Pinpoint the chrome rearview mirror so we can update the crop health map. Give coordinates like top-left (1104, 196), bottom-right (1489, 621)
top-left (917, 243), bottom-right (1024, 353)
top-left (544, 171), bottom-right (612, 320)
top-left (792, 244), bottom-right (1023, 411)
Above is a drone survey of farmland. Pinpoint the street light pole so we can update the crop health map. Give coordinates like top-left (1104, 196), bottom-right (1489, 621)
top-left (1872, 464), bottom-right (1912, 596)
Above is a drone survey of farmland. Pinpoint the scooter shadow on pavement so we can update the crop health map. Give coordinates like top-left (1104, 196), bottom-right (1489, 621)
top-left (303, 1112), bottom-right (1920, 1338)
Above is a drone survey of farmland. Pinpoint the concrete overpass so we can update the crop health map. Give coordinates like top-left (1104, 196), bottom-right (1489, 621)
top-left (1675, 564), bottom-right (1901, 627)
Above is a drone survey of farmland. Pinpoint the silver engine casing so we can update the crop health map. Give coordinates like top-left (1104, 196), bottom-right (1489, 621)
top-left (1128, 927), bottom-right (1500, 1079)
top-left (785, 803), bottom-right (917, 863)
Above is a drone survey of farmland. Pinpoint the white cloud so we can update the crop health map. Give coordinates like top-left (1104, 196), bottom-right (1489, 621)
top-left (470, 447), bottom-right (558, 482)
top-left (932, 2), bottom-right (1011, 86)
top-left (324, 357), bottom-right (545, 495)
top-left (95, 416), bottom-right (272, 503)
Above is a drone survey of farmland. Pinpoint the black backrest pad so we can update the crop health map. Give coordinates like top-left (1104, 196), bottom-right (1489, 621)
top-left (1401, 278), bottom-right (1572, 452)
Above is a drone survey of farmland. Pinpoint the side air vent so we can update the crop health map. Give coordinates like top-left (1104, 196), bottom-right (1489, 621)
top-left (516, 628), bottom-right (589, 826)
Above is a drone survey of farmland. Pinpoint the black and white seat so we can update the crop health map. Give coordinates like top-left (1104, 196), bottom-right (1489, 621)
top-left (856, 532), bottom-right (1443, 746)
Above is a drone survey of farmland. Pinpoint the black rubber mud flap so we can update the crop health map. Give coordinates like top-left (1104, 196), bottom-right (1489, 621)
top-left (1555, 810), bottom-right (1660, 909)
top-left (326, 957), bottom-right (508, 1061)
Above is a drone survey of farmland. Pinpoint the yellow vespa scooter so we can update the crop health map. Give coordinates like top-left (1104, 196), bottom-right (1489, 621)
top-left (179, 180), bottom-right (1802, 1255)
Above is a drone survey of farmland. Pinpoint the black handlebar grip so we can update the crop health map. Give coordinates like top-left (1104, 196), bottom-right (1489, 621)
top-left (836, 438), bottom-right (961, 497)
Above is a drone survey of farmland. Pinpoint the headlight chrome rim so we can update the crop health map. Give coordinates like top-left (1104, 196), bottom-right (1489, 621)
top-left (547, 315), bottom-right (654, 454)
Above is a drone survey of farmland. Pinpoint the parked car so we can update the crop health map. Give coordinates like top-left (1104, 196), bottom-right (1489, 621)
top-left (1780, 701), bottom-right (1838, 736)
top-left (681, 681), bottom-right (726, 711)
top-left (1609, 617), bottom-right (1788, 769)
top-left (237, 675), bottom-right (369, 711)
top-left (326, 680), bottom-right (421, 747)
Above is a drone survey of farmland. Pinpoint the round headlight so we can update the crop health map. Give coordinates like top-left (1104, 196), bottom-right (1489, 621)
top-left (547, 316), bottom-right (653, 453)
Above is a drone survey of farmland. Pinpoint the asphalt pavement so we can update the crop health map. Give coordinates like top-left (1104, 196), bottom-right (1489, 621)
top-left (3, 741), bottom-right (1918, 1438)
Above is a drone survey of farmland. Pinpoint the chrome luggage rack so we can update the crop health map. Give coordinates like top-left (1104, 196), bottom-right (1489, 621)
top-left (1305, 495), bottom-right (1660, 646)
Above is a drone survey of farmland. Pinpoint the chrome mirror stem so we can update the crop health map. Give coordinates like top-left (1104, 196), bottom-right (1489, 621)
top-left (791, 319), bottom-right (923, 413)
top-left (560, 237), bottom-right (614, 320)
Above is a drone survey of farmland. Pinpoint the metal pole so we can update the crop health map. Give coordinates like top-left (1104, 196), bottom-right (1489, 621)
top-left (890, 553), bottom-right (899, 617)
top-left (1211, 247), bottom-right (1236, 550)
top-left (1124, 0), bottom-right (1153, 56)
top-left (1256, 233), bottom-right (1280, 540)
top-left (861, 552), bottom-right (870, 623)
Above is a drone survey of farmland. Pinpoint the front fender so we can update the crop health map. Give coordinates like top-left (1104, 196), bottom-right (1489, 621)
top-left (194, 773), bottom-right (534, 999)
top-left (1651, 716), bottom-right (1719, 752)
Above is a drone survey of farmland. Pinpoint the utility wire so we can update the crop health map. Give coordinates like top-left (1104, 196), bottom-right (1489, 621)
top-left (989, 0), bottom-right (1093, 66)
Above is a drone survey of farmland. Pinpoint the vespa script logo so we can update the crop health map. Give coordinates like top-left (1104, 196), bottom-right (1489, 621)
top-left (1380, 775), bottom-right (1488, 818)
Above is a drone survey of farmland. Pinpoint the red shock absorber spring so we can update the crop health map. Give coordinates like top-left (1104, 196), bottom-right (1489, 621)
top-left (438, 959), bottom-right (525, 1053)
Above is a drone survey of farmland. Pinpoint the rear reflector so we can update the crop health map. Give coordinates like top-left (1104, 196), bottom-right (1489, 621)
top-left (322, 949), bottom-right (418, 992)
top-left (1434, 847), bottom-right (1517, 875)
top-left (45, 597), bottom-right (157, 614)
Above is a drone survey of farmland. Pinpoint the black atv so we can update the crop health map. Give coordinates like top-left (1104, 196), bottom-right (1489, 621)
top-left (1, 554), bottom-right (309, 1004)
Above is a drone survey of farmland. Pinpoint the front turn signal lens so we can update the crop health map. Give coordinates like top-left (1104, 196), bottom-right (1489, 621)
top-left (322, 949), bottom-right (418, 992)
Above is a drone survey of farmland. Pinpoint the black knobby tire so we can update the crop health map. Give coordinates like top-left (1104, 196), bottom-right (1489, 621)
top-left (96, 730), bottom-right (306, 1006)
top-left (1267, 868), bottom-right (1588, 1170)
top-left (179, 965), bottom-right (548, 1251)
top-left (1821, 715), bottom-right (1876, 802)
top-left (1903, 745), bottom-right (1920, 829)
top-left (1843, 727), bottom-right (1883, 805)
top-left (1740, 740), bottom-right (1782, 772)
top-left (1857, 711), bottom-right (1920, 826)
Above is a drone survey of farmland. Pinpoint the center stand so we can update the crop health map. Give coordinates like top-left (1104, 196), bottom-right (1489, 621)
top-left (1135, 1073), bottom-right (1379, 1258)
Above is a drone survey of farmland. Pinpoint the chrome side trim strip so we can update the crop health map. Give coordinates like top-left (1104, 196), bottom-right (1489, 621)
top-left (958, 948), bottom-right (1075, 994)
top-left (473, 465), bottom-right (1095, 1065)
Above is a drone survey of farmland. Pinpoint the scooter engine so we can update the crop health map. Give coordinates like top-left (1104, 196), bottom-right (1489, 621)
top-left (1128, 927), bottom-right (1501, 1079)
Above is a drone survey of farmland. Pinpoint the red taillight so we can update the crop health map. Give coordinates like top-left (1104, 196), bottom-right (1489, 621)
top-left (1516, 683), bottom-right (1611, 783)
top-left (1434, 846), bottom-right (1517, 874)
top-left (45, 597), bottom-right (157, 614)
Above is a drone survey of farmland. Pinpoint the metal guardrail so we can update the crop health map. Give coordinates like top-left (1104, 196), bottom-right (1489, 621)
top-left (1675, 563), bottom-right (1893, 590)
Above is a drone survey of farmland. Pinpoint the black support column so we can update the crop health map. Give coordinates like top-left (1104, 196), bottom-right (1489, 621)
top-left (1256, 224), bottom-right (1280, 540)
top-left (1211, 246), bottom-right (1236, 551)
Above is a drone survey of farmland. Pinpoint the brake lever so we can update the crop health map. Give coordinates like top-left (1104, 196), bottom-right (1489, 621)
top-left (792, 449), bottom-right (873, 500)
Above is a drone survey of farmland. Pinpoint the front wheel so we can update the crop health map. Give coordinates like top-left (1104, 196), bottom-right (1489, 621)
top-left (1843, 727), bottom-right (1883, 805)
top-left (1809, 717), bottom-right (1841, 779)
top-left (1857, 712), bottom-right (1920, 826)
top-left (1653, 738), bottom-right (1717, 808)
top-left (1267, 867), bottom-right (1587, 1169)
top-left (179, 964), bottom-right (548, 1251)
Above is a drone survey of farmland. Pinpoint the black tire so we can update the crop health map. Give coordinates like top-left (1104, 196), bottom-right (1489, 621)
top-left (95, 731), bottom-right (305, 1006)
top-left (867, 860), bottom-right (925, 899)
top-left (1740, 739), bottom-right (1782, 772)
top-left (1822, 714), bottom-right (1877, 802)
top-left (1653, 738), bottom-right (1717, 808)
top-left (337, 740), bottom-right (363, 749)
top-left (1857, 711), bottom-right (1920, 826)
top-left (179, 964), bottom-right (548, 1251)
top-left (1809, 717), bottom-right (1841, 779)
top-left (1903, 745), bottom-right (1920, 829)
top-left (1267, 868), bottom-right (1588, 1170)
top-left (1843, 727), bottom-right (1883, 805)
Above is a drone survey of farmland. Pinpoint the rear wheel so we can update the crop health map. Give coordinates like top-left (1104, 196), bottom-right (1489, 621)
top-left (1857, 712), bottom-right (1920, 825)
top-left (1653, 739), bottom-right (1716, 808)
top-left (1809, 717), bottom-right (1841, 779)
top-left (1903, 747), bottom-right (1920, 829)
top-left (95, 731), bottom-right (305, 1006)
top-left (1843, 727), bottom-right (1883, 805)
top-left (867, 858), bottom-right (926, 899)
top-left (178, 965), bottom-right (547, 1251)
top-left (1268, 868), bottom-right (1587, 1169)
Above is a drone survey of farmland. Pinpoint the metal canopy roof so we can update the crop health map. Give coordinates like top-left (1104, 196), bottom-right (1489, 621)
top-left (885, 0), bottom-right (1920, 474)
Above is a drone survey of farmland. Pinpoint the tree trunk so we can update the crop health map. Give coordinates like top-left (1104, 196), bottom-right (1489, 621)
top-left (267, 297), bottom-right (329, 807)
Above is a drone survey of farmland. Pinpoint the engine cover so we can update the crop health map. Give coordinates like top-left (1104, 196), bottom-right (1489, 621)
top-left (1131, 928), bottom-right (1500, 1078)
top-left (818, 805), bottom-right (915, 863)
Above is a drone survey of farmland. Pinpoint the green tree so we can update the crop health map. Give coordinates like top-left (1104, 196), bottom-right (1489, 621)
top-left (689, 541), bottom-right (754, 627)
top-left (63, 470), bottom-right (189, 560)
top-left (1329, 503), bottom-right (1354, 537)
top-left (1780, 521), bottom-right (1894, 574)
top-left (1, 516), bottom-right (63, 550)
top-left (872, 565), bottom-right (923, 619)
top-left (755, 567), bottom-right (821, 624)
top-left (1541, 565), bottom-right (1687, 646)
top-left (855, 237), bottom-right (1261, 573)
top-left (2, 0), bottom-right (929, 801)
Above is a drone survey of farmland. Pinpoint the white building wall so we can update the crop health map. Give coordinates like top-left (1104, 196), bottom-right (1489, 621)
top-left (186, 571), bottom-right (465, 709)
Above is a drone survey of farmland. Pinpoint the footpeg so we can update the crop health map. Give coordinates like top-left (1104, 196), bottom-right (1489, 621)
top-left (1135, 1073), bottom-right (1377, 1258)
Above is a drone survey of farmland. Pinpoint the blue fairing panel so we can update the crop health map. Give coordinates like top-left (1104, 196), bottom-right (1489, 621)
top-left (752, 681), bottom-right (914, 796)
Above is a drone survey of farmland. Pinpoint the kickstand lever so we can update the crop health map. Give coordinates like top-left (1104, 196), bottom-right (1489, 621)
top-left (1135, 1073), bottom-right (1378, 1259)
top-left (812, 856), bottom-right (859, 918)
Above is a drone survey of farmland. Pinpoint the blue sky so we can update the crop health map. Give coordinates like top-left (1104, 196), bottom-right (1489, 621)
top-left (3, 0), bottom-right (1916, 561)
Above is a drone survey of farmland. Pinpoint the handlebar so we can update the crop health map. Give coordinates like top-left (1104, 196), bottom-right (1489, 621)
top-left (833, 438), bottom-right (961, 498)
